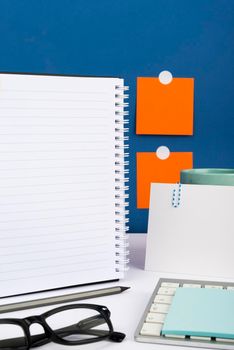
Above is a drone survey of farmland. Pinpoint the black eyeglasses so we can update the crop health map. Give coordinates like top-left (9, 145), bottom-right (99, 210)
top-left (0, 303), bottom-right (125, 349)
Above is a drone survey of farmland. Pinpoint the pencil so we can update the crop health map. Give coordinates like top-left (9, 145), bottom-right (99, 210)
top-left (0, 286), bottom-right (130, 314)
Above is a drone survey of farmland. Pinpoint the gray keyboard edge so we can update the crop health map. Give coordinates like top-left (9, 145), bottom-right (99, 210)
top-left (134, 278), bottom-right (234, 350)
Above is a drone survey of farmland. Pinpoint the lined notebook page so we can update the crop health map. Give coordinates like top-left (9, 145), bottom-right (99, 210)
top-left (0, 73), bottom-right (124, 297)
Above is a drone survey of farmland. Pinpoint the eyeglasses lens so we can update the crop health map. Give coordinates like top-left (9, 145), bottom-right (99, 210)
top-left (46, 308), bottom-right (110, 342)
top-left (0, 324), bottom-right (27, 349)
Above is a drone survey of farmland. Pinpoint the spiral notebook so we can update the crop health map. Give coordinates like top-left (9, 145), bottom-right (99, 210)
top-left (0, 73), bottom-right (129, 297)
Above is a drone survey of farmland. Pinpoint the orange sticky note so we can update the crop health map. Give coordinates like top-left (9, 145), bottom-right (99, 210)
top-left (136, 77), bottom-right (194, 135)
top-left (137, 152), bottom-right (193, 209)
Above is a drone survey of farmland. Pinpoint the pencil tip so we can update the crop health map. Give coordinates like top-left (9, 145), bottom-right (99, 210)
top-left (120, 286), bottom-right (130, 292)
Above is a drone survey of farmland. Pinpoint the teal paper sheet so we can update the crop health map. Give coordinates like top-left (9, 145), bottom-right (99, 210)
top-left (162, 288), bottom-right (234, 339)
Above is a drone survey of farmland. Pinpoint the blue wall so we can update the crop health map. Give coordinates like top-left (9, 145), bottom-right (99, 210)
top-left (0, 0), bottom-right (233, 232)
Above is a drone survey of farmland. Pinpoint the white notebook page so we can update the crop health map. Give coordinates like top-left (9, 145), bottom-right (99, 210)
top-left (0, 73), bottom-right (123, 297)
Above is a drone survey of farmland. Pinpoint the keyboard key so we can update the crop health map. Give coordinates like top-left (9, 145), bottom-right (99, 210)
top-left (216, 338), bottom-right (234, 343)
top-left (205, 285), bottom-right (223, 289)
top-left (158, 287), bottom-right (177, 296)
top-left (154, 295), bottom-right (173, 304)
top-left (146, 312), bottom-right (166, 323)
top-left (164, 334), bottom-right (185, 339)
top-left (150, 303), bottom-right (170, 314)
top-left (183, 283), bottom-right (201, 288)
top-left (161, 282), bottom-right (180, 288)
top-left (190, 336), bottom-right (211, 341)
top-left (140, 322), bottom-right (162, 336)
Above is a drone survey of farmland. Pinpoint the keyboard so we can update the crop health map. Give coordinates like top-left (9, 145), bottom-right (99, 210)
top-left (135, 278), bottom-right (234, 350)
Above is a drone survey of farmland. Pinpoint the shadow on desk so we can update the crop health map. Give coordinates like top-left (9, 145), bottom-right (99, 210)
top-left (129, 234), bottom-right (146, 270)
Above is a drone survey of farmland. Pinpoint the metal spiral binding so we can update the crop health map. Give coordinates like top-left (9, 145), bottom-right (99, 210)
top-left (172, 183), bottom-right (182, 208)
top-left (114, 84), bottom-right (129, 273)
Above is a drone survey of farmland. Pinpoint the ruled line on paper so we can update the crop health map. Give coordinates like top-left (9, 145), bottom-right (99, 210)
top-left (0, 264), bottom-right (114, 283)
top-left (7, 143), bottom-right (105, 150)
top-left (0, 107), bottom-right (109, 111)
top-left (0, 171), bottom-right (110, 178)
top-left (0, 131), bottom-right (108, 137)
top-left (0, 98), bottom-right (108, 102)
top-left (0, 217), bottom-right (111, 232)
top-left (0, 163), bottom-right (107, 171)
top-left (0, 140), bottom-right (111, 144)
top-left (0, 260), bottom-right (113, 280)
top-left (0, 241), bottom-right (108, 254)
top-left (0, 195), bottom-right (108, 204)
top-left (0, 172), bottom-right (110, 178)
top-left (0, 210), bottom-right (111, 223)
top-left (0, 248), bottom-right (112, 262)
top-left (0, 209), bottom-right (111, 223)
top-left (0, 192), bottom-right (108, 201)
top-left (1, 88), bottom-right (108, 94)
top-left (0, 219), bottom-right (110, 231)
top-left (0, 227), bottom-right (110, 240)
top-left (0, 203), bottom-right (110, 213)
top-left (1, 250), bottom-right (109, 266)
top-left (0, 242), bottom-right (111, 258)
top-left (0, 115), bottom-right (109, 119)
top-left (0, 243), bottom-right (112, 259)
top-left (0, 180), bottom-right (110, 187)
top-left (1, 252), bottom-right (111, 271)
top-left (0, 148), bottom-right (108, 154)
top-left (0, 234), bottom-right (110, 249)
top-left (0, 257), bottom-right (113, 274)
top-left (0, 222), bottom-right (111, 235)
top-left (0, 158), bottom-right (109, 163)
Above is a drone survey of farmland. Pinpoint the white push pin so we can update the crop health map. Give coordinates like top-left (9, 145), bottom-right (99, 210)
top-left (159, 70), bottom-right (173, 85)
top-left (156, 146), bottom-right (170, 160)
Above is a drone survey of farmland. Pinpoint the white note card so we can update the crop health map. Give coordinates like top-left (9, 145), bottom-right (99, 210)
top-left (145, 183), bottom-right (234, 279)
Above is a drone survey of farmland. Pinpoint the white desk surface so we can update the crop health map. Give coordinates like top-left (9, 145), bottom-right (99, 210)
top-left (1, 234), bottom-right (233, 350)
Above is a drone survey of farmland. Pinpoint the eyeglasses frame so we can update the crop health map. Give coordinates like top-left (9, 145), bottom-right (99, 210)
top-left (0, 303), bottom-right (115, 349)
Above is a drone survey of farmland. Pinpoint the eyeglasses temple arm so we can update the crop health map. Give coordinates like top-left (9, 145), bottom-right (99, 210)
top-left (0, 314), bottom-right (124, 348)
